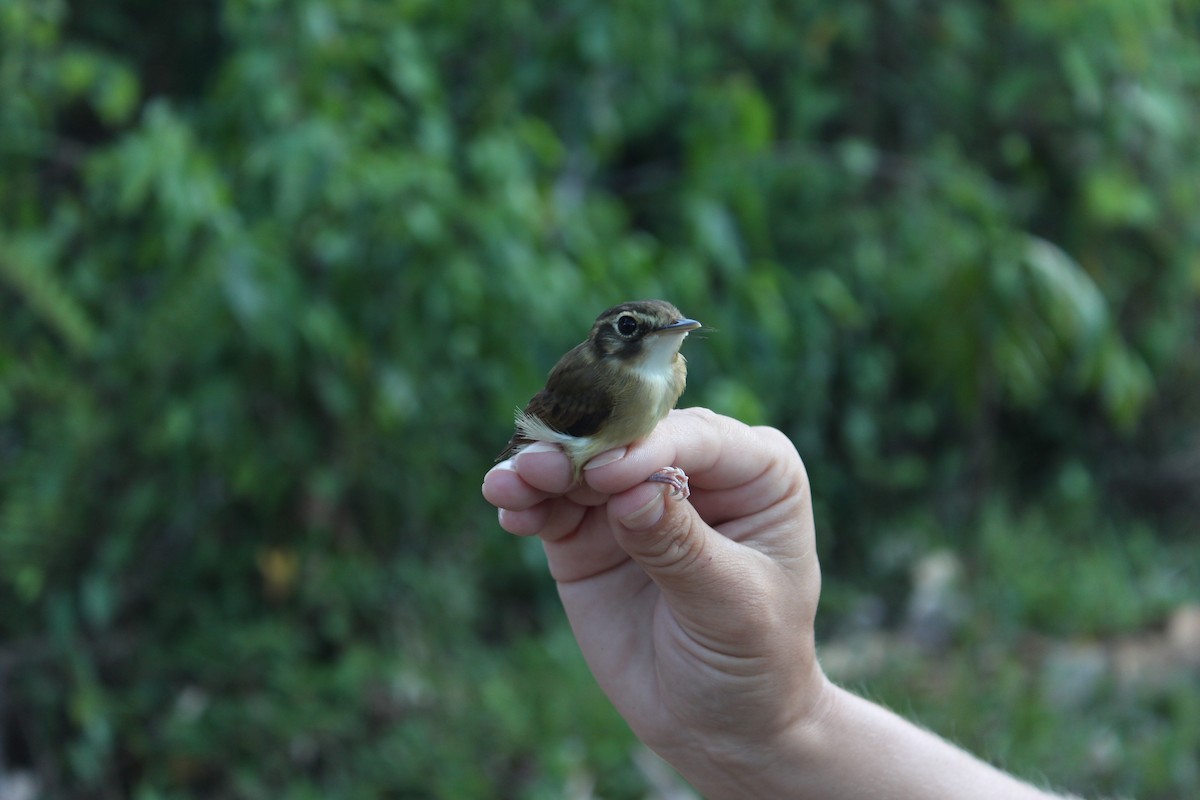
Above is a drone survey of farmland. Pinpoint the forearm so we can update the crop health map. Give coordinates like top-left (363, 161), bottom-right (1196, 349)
top-left (663, 677), bottom-right (1071, 800)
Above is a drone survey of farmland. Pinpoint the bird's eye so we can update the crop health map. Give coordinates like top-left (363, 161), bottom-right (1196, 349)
top-left (616, 314), bottom-right (639, 337)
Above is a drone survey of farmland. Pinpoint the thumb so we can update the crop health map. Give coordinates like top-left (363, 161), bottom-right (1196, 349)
top-left (608, 482), bottom-right (751, 621)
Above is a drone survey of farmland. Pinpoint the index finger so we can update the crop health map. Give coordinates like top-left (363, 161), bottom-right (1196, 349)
top-left (587, 407), bottom-right (813, 559)
top-left (583, 407), bottom-right (804, 500)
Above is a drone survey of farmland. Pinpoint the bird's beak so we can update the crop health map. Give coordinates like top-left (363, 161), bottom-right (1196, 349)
top-left (654, 318), bottom-right (702, 334)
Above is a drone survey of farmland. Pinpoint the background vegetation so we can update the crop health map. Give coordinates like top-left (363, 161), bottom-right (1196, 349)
top-left (1, 0), bottom-right (1198, 797)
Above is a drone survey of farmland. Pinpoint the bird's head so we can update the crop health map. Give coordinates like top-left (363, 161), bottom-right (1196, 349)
top-left (588, 300), bottom-right (701, 369)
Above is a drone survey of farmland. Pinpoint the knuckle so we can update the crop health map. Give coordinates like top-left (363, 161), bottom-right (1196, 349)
top-left (753, 425), bottom-right (809, 488)
top-left (752, 424), bottom-right (794, 454)
top-left (639, 511), bottom-right (708, 573)
top-left (676, 406), bottom-right (718, 424)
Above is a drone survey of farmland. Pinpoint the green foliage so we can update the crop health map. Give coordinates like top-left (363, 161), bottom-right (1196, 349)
top-left (1, 0), bottom-right (1198, 797)
top-left (974, 503), bottom-right (1190, 636)
top-left (853, 501), bottom-right (1200, 800)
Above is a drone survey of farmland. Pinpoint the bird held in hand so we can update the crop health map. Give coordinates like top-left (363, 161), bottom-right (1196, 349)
top-left (497, 300), bottom-right (701, 499)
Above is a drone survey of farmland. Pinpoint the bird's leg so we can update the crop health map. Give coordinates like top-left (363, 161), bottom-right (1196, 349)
top-left (647, 466), bottom-right (690, 500)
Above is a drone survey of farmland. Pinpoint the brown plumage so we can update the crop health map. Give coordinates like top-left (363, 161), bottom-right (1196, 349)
top-left (497, 300), bottom-right (700, 490)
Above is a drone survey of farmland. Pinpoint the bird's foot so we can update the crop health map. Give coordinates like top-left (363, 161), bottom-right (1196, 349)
top-left (648, 466), bottom-right (690, 500)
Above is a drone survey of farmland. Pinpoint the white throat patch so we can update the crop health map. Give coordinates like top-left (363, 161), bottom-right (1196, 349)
top-left (631, 331), bottom-right (686, 385)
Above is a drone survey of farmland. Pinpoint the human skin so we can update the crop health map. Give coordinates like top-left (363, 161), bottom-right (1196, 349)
top-left (482, 408), bottom-right (1073, 799)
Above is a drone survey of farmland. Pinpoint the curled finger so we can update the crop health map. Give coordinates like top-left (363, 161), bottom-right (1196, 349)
top-left (498, 497), bottom-right (587, 541)
top-left (482, 460), bottom-right (555, 511)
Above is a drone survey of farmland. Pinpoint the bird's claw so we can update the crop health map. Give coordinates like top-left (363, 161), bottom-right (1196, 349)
top-left (648, 466), bottom-right (690, 500)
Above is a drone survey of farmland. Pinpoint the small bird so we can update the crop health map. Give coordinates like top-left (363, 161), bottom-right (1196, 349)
top-left (497, 300), bottom-right (701, 499)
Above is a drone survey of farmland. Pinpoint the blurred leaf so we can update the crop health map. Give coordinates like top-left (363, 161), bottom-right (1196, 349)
top-left (0, 234), bottom-right (97, 353)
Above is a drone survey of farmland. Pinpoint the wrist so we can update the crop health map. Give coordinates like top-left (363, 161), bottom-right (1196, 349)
top-left (650, 670), bottom-right (839, 800)
top-left (666, 678), bottom-right (1067, 800)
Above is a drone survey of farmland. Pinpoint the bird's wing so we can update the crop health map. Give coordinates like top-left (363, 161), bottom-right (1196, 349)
top-left (495, 346), bottom-right (614, 462)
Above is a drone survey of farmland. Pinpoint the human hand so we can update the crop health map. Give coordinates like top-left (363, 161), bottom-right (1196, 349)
top-left (483, 409), bottom-right (1076, 800)
top-left (481, 408), bottom-right (828, 778)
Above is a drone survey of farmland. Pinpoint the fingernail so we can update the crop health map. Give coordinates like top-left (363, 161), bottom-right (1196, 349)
top-left (519, 442), bottom-right (560, 456)
top-left (619, 488), bottom-right (666, 530)
top-left (486, 459), bottom-right (517, 477)
top-left (584, 446), bottom-right (627, 470)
